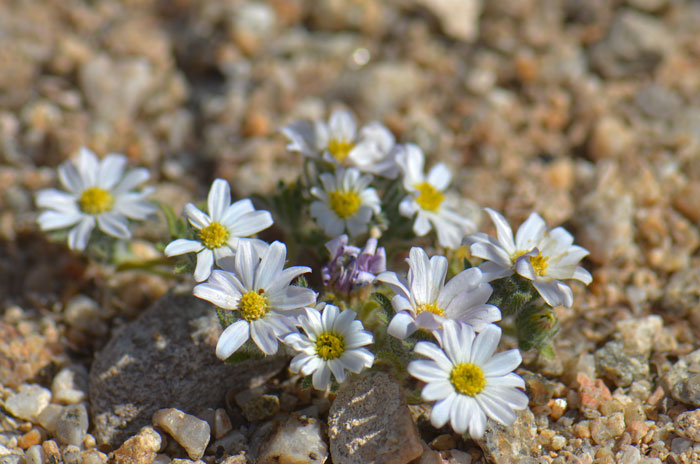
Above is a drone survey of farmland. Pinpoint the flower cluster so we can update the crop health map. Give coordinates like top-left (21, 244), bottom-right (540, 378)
top-left (34, 108), bottom-right (591, 439)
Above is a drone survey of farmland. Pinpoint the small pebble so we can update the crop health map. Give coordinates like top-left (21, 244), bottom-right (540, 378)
top-left (551, 435), bottom-right (566, 451)
top-left (81, 449), bottom-right (109, 464)
top-left (112, 427), bottom-right (162, 464)
top-left (152, 408), bottom-right (210, 460)
top-left (5, 385), bottom-right (52, 422)
top-left (55, 403), bottom-right (89, 446)
top-left (62, 444), bottom-right (82, 464)
top-left (430, 434), bottom-right (456, 450)
top-left (51, 365), bottom-right (88, 405)
top-left (16, 428), bottom-right (43, 450)
top-left (214, 408), bottom-right (232, 440)
top-left (37, 404), bottom-right (64, 435)
top-left (24, 445), bottom-right (45, 464)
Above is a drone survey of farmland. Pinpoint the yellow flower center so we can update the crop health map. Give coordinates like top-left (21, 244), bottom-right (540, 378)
top-left (416, 302), bottom-right (444, 316)
top-left (450, 363), bottom-right (486, 396)
top-left (315, 331), bottom-right (346, 360)
top-left (79, 187), bottom-right (114, 215)
top-left (328, 190), bottom-right (361, 218)
top-left (237, 290), bottom-right (269, 322)
top-left (327, 138), bottom-right (355, 163)
top-left (414, 182), bottom-right (444, 212)
top-left (199, 222), bottom-right (230, 249)
top-left (529, 251), bottom-right (548, 276)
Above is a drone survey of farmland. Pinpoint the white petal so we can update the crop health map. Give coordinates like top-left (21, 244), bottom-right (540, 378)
top-left (375, 271), bottom-right (410, 299)
top-left (164, 239), bottom-right (204, 257)
top-left (533, 279), bottom-right (572, 307)
top-left (515, 212), bottom-right (546, 251)
top-left (573, 266), bottom-right (593, 285)
top-left (234, 240), bottom-right (257, 289)
top-left (426, 163), bottom-right (451, 191)
top-left (328, 359), bottom-right (346, 384)
top-left (482, 349), bottom-right (522, 377)
top-left (414, 341), bottom-right (453, 372)
top-left (476, 393), bottom-right (517, 426)
top-left (484, 208), bottom-right (516, 255)
top-left (408, 247), bottom-right (432, 304)
top-left (438, 267), bottom-right (483, 308)
top-left (114, 194), bottom-right (157, 219)
top-left (484, 385), bottom-right (529, 409)
top-left (312, 363), bottom-right (331, 390)
top-left (398, 144), bottom-right (425, 190)
top-left (193, 280), bottom-right (241, 310)
top-left (387, 312), bottom-right (418, 339)
top-left (226, 211), bottom-right (274, 237)
top-left (441, 320), bottom-right (473, 365)
top-left (289, 352), bottom-right (316, 373)
top-left (58, 161), bottom-right (84, 194)
top-left (479, 261), bottom-right (514, 282)
top-left (470, 324), bottom-right (502, 364)
top-left (77, 147), bottom-right (98, 187)
top-left (112, 168), bottom-right (150, 195)
top-left (36, 189), bottom-right (79, 213)
top-left (340, 348), bottom-right (374, 372)
top-left (281, 120), bottom-right (318, 157)
top-left (467, 404), bottom-right (487, 438)
top-left (487, 373), bottom-right (526, 389)
top-left (184, 203), bottom-right (211, 230)
top-left (470, 241), bottom-right (512, 268)
top-left (430, 394), bottom-right (455, 429)
top-left (255, 241), bottom-right (287, 289)
top-left (216, 320), bottom-right (249, 359)
top-left (97, 213), bottom-right (131, 239)
top-left (407, 360), bottom-right (449, 383)
top-left (399, 196), bottom-right (418, 219)
top-left (193, 249), bottom-right (215, 282)
top-left (250, 320), bottom-right (279, 355)
top-left (413, 212), bottom-right (432, 236)
top-left (329, 109), bottom-right (356, 141)
top-left (97, 154), bottom-right (127, 190)
top-left (37, 211), bottom-right (82, 231)
top-left (421, 380), bottom-right (453, 401)
top-left (450, 395), bottom-right (472, 434)
top-left (68, 217), bottom-right (95, 251)
top-left (208, 179), bottom-right (231, 221)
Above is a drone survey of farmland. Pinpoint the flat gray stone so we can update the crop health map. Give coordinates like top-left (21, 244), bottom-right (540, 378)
top-left (475, 408), bottom-right (538, 463)
top-left (5, 384), bottom-right (51, 422)
top-left (89, 290), bottom-right (287, 447)
top-left (328, 372), bottom-right (422, 464)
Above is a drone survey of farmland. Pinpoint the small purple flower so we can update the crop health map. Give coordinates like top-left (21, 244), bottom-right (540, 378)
top-left (322, 235), bottom-right (386, 294)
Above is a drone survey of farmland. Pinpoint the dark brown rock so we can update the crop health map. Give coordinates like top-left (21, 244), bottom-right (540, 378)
top-left (89, 291), bottom-right (286, 447)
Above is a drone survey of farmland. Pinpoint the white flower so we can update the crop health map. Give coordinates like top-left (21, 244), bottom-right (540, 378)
top-left (164, 179), bottom-right (274, 282)
top-left (310, 168), bottom-right (381, 237)
top-left (282, 108), bottom-right (399, 178)
top-left (376, 247), bottom-right (501, 340)
top-left (36, 147), bottom-right (156, 251)
top-left (193, 240), bottom-right (317, 359)
top-left (396, 144), bottom-right (475, 249)
top-left (284, 304), bottom-right (375, 390)
top-left (467, 208), bottom-right (592, 307)
top-left (407, 321), bottom-right (528, 438)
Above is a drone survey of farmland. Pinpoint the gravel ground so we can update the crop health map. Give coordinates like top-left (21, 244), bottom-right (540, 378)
top-left (2, 0), bottom-right (700, 463)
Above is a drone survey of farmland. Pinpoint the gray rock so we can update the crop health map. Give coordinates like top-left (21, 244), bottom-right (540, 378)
top-left (635, 84), bottom-right (682, 121)
top-left (153, 408), bottom-right (210, 460)
top-left (214, 409), bottom-right (233, 440)
top-left (661, 267), bottom-right (700, 325)
top-left (234, 387), bottom-right (280, 422)
top-left (662, 349), bottom-right (700, 407)
top-left (207, 429), bottom-right (247, 457)
top-left (24, 445), bottom-right (44, 464)
top-left (252, 413), bottom-right (328, 464)
top-left (81, 450), bottom-right (109, 464)
top-left (475, 408), bottom-right (538, 463)
top-left (617, 445), bottom-right (641, 464)
top-left (595, 341), bottom-right (649, 387)
top-left (55, 403), bottom-right (89, 446)
top-left (4, 384), bottom-right (51, 421)
top-left (590, 9), bottom-right (673, 78)
top-left (674, 409), bottom-right (700, 443)
top-left (112, 427), bottom-right (162, 464)
top-left (52, 364), bottom-right (88, 405)
top-left (61, 445), bottom-right (82, 464)
top-left (37, 404), bottom-right (64, 435)
top-left (328, 372), bottom-right (423, 464)
top-left (89, 291), bottom-right (287, 446)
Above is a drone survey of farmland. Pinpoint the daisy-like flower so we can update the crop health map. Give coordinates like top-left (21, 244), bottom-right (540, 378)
top-left (376, 247), bottom-right (501, 340)
top-left (36, 147), bottom-right (156, 251)
top-left (164, 179), bottom-right (273, 282)
top-left (466, 208), bottom-right (592, 307)
top-left (396, 144), bottom-right (475, 249)
top-left (284, 304), bottom-right (374, 390)
top-left (282, 108), bottom-right (399, 178)
top-left (407, 321), bottom-right (528, 438)
top-left (193, 240), bottom-right (317, 359)
top-left (310, 168), bottom-right (381, 237)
